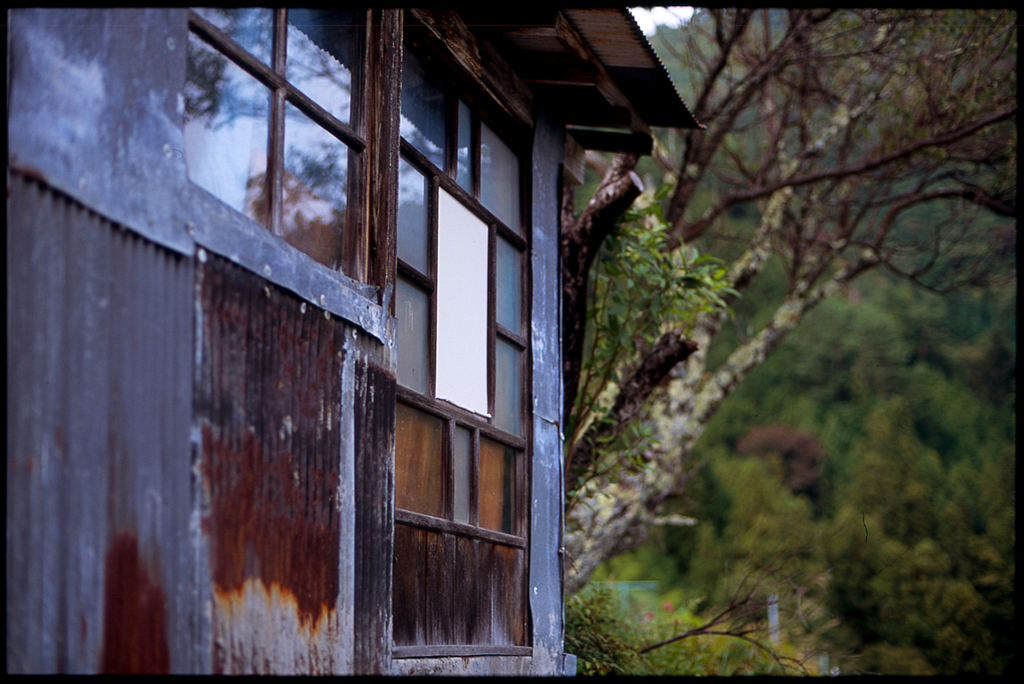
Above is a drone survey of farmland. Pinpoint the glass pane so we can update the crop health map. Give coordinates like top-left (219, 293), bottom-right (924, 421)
top-left (400, 51), bottom-right (446, 171)
top-left (282, 103), bottom-right (349, 269)
top-left (453, 426), bottom-right (472, 525)
top-left (480, 121), bottom-right (520, 231)
top-left (397, 158), bottom-right (429, 274)
top-left (395, 404), bottom-right (444, 517)
top-left (479, 438), bottom-right (517, 534)
top-left (456, 99), bottom-right (473, 192)
top-left (396, 278), bottom-right (430, 394)
top-left (184, 32), bottom-right (270, 227)
top-left (495, 339), bottom-right (522, 437)
top-left (435, 190), bottom-right (489, 416)
top-left (496, 238), bottom-right (521, 332)
top-left (194, 8), bottom-right (273, 65)
top-left (286, 9), bottom-right (361, 126)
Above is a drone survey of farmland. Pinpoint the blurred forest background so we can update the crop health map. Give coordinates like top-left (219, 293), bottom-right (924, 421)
top-left (565, 8), bottom-right (1014, 675)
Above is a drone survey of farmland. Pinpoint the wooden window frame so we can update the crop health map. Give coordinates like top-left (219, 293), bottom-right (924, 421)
top-left (396, 41), bottom-right (532, 538)
top-left (185, 8), bottom-right (376, 281)
top-left (392, 39), bottom-right (533, 655)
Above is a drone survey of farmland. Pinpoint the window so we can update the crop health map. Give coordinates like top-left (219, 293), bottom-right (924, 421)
top-left (392, 47), bottom-right (531, 653)
top-left (183, 8), bottom-right (365, 275)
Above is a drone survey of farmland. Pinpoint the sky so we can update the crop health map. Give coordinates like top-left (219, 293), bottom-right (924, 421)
top-left (629, 7), bottom-right (695, 35)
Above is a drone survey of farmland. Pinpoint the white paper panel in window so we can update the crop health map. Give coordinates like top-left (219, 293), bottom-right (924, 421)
top-left (435, 190), bottom-right (489, 416)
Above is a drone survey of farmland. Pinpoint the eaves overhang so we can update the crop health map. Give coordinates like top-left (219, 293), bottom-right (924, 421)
top-left (459, 7), bottom-right (702, 153)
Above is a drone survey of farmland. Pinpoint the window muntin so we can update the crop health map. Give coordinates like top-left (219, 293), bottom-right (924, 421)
top-left (184, 8), bottom-right (365, 275)
top-left (393, 48), bottom-right (528, 542)
top-left (193, 7), bottom-right (272, 64)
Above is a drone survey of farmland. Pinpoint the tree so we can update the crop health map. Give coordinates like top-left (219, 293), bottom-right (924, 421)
top-left (561, 8), bottom-right (1016, 592)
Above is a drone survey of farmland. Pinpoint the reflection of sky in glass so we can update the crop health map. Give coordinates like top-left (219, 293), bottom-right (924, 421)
top-left (184, 32), bottom-right (269, 221)
top-left (283, 103), bottom-right (348, 268)
top-left (184, 10), bottom-right (366, 272)
top-left (287, 10), bottom-right (357, 126)
top-left (401, 51), bottom-right (445, 170)
top-left (397, 158), bottom-right (428, 273)
top-left (397, 278), bottom-right (430, 394)
top-left (480, 122), bottom-right (520, 231)
top-left (457, 98), bottom-right (473, 192)
top-left (453, 426), bottom-right (472, 524)
top-left (194, 7), bottom-right (272, 65)
top-left (285, 103), bottom-right (347, 210)
top-left (496, 238), bottom-right (521, 332)
top-left (495, 339), bottom-right (522, 437)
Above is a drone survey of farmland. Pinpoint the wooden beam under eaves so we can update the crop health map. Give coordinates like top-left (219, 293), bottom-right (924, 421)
top-left (406, 8), bottom-right (535, 132)
top-left (567, 128), bottom-right (653, 155)
top-left (553, 12), bottom-right (651, 137)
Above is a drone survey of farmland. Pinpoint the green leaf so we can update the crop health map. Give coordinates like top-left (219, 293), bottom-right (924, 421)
top-left (655, 182), bottom-right (675, 200)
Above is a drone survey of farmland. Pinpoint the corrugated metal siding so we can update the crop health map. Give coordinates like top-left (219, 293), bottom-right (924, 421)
top-left (195, 252), bottom-right (350, 674)
top-left (351, 356), bottom-right (396, 673)
top-left (7, 172), bottom-right (199, 673)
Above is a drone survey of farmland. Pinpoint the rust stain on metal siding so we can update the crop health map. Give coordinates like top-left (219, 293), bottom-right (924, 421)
top-left (100, 532), bottom-right (171, 674)
top-left (204, 423), bottom-right (340, 627)
top-left (198, 255), bottom-right (345, 634)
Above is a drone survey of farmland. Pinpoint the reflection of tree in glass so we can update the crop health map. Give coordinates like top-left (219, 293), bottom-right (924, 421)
top-left (243, 163), bottom-right (347, 270)
top-left (195, 7), bottom-right (273, 63)
top-left (185, 37), bottom-right (268, 129)
top-left (286, 144), bottom-right (346, 209)
top-left (280, 169), bottom-right (346, 270)
top-left (184, 39), bottom-right (227, 121)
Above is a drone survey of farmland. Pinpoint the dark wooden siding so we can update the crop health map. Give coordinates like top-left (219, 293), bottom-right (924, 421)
top-left (392, 523), bottom-right (527, 654)
top-left (7, 172), bottom-right (198, 673)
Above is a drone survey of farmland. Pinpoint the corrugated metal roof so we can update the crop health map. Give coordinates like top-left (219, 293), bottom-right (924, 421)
top-left (565, 8), bottom-right (702, 128)
top-left (461, 7), bottom-right (702, 132)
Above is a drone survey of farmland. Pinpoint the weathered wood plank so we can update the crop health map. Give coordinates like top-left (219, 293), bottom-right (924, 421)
top-left (392, 524), bottom-right (426, 647)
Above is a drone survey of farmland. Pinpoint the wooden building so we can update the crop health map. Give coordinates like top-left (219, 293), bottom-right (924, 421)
top-left (7, 8), bottom-right (699, 675)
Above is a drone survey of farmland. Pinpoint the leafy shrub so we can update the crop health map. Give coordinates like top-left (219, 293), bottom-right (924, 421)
top-left (564, 585), bottom-right (650, 675)
top-left (566, 585), bottom-right (811, 676)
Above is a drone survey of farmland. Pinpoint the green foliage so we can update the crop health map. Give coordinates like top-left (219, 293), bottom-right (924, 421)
top-left (564, 585), bottom-right (649, 676)
top-left (567, 184), bottom-right (737, 484)
top-left (597, 269), bottom-right (1015, 674)
top-left (820, 392), bottom-right (1014, 673)
top-left (565, 585), bottom-right (813, 676)
top-left (574, 8), bottom-right (1014, 675)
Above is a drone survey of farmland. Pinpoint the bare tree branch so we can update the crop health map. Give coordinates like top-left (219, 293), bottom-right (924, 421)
top-left (561, 8), bottom-right (1016, 592)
